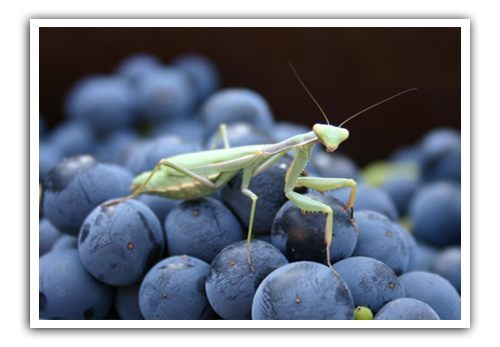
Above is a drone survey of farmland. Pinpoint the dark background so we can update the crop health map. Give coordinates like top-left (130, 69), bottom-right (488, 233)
top-left (39, 27), bottom-right (461, 165)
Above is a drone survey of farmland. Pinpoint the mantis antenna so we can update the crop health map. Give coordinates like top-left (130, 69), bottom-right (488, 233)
top-left (288, 60), bottom-right (330, 125)
top-left (338, 88), bottom-right (418, 127)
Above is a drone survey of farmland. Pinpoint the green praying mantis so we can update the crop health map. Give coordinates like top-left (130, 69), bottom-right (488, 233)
top-left (107, 62), bottom-right (416, 271)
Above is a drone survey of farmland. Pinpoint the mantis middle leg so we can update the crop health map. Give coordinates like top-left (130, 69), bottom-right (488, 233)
top-left (240, 166), bottom-right (259, 272)
top-left (210, 123), bottom-right (230, 149)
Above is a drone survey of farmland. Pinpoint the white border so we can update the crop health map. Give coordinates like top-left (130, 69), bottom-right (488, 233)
top-left (30, 18), bottom-right (470, 329)
top-left (30, 18), bottom-right (469, 27)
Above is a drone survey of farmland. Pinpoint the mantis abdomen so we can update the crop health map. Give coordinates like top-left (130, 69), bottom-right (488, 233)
top-left (132, 170), bottom-right (226, 200)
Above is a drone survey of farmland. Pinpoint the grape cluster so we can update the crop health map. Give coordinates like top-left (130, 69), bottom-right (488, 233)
top-left (39, 53), bottom-right (461, 320)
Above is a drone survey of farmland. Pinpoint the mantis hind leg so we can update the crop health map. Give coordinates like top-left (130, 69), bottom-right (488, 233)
top-left (103, 163), bottom-right (165, 207)
top-left (210, 123), bottom-right (230, 149)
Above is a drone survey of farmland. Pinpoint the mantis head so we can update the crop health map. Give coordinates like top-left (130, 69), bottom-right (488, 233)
top-left (312, 124), bottom-right (349, 152)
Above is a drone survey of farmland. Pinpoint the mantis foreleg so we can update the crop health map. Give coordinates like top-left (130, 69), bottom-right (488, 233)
top-left (285, 191), bottom-right (335, 266)
top-left (293, 177), bottom-right (358, 265)
top-left (296, 177), bottom-right (357, 216)
top-left (283, 145), bottom-right (346, 270)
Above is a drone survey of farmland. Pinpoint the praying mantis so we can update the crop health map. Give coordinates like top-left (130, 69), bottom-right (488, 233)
top-left (108, 62), bottom-right (416, 271)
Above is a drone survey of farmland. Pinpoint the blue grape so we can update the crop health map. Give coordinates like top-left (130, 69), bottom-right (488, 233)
top-left (135, 67), bottom-right (194, 122)
top-left (375, 298), bottom-right (440, 320)
top-left (390, 145), bottom-right (422, 165)
top-left (418, 128), bottom-right (460, 182)
top-left (256, 234), bottom-right (273, 244)
top-left (311, 152), bottom-right (360, 181)
top-left (139, 255), bottom-right (213, 320)
top-left (39, 219), bottom-right (63, 255)
top-left (380, 176), bottom-right (420, 217)
top-left (272, 193), bottom-right (358, 264)
top-left (65, 75), bottom-right (137, 132)
top-left (125, 135), bottom-right (202, 175)
top-left (39, 249), bottom-right (114, 319)
top-left (408, 242), bottom-right (439, 272)
top-left (399, 271), bottom-right (461, 320)
top-left (135, 194), bottom-right (179, 225)
top-left (270, 121), bottom-right (310, 143)
top-left (95, 130), bottom-right (139, 165)
top-left (115, 53), bottom-right (162, 83)
top-left (206, 122), bottom-right (273, 149)
top-left (51, 235), bottom-right (77, 251)
top-left (200, 88), bottom-right (274, 139)
top-left (329, 184), bottom-right (399, 221)
top-left (409, 182), bottom-right (461, 247)
top-left (78, 200), bottom-right (164, 286)
top-left (352, 210), bottom-right (410, 275)
top-left (43, 155), bottom-right (133, 236)
top-left (39, 141), bottom-right (64, 181)
top-left (153, 118), bottom-right (204, 145)
top-left (165, 197), bottom-right (243, 263)
top-left (431, 247), bottom-right (461, 293)
top-left (49, 121), bottom-right (95, 157)
top-left (398, 225), bottom-right (418, 271)
top-left (252, 261), bottom-right (354, 320)
top-left (205, 240), bottom-right (288, 319)
top-left (173, 54), bottom-right (220, 102)
top-left (115, 283), bottom-right (143, 320)
top-left (333, 256), bottom-right (405, 312)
